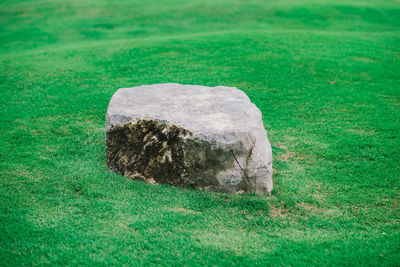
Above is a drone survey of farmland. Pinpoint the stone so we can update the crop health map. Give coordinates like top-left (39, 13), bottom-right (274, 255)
top-left (105, 83), bottom-right (273, 194)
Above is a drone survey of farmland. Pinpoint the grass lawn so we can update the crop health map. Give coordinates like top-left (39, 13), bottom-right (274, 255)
top-left (1, 0), bottom-right (399, 265)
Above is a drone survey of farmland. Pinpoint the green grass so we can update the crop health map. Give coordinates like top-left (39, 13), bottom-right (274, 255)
top-left (1, 0), bottom-right (400, 265)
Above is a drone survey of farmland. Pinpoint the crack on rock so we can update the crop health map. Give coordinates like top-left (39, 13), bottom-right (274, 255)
top-left (227, 146), bottom-right (253, 193)
top-left (245, 145), bottom-right (254, 187)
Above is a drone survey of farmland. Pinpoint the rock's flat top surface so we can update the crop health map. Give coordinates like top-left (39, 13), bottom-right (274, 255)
top-left (106, 83), bottom-right (262, 142)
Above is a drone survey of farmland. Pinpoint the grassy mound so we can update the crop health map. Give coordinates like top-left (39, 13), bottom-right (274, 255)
top-left (1, 0), bottom-right (399, 265)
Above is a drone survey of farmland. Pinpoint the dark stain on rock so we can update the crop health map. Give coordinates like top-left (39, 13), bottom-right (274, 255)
top-left (106, 119), bottom-right (233, 190)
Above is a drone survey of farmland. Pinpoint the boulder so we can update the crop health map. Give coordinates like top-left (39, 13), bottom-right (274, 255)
top-left (105, 83), bottom-right (273, 194)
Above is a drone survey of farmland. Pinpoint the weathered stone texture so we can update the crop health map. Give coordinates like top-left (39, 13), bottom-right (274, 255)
top-left (106, 83), bottom-right (273, 194)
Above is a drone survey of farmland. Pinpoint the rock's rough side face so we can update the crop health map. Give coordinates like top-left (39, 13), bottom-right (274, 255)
top-left (106, 83), bottom-right (273, 194)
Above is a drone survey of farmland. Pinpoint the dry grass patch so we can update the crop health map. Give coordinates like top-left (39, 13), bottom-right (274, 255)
top-left (169, 207), bottom-right (200, 215)
top-left (269, 205), bottom-right (290, 218)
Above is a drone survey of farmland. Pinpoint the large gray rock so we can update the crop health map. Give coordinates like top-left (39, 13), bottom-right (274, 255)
top-left (106, 83), bottom-right (273, 194)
